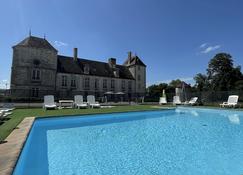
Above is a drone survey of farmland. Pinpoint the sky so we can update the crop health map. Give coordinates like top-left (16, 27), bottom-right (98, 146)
top-left (0, 0), bottom-right (243, 88)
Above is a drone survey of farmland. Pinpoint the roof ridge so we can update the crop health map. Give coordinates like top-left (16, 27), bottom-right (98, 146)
top-left (13, 35), bottom-right (57, 52)
top-left (58, 55), bottom-right (126, 67)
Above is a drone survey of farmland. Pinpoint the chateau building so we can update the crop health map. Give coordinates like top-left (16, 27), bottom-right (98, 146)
top-left (10, 35), bottom-right (146, 101)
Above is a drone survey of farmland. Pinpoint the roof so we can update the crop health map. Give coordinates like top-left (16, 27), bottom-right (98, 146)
top-left (13, 36), bottom-right (57, 52)
top-left (123, 55), bottom-right (146, 67)
top-left (57, 55), bottom-right (135, 80)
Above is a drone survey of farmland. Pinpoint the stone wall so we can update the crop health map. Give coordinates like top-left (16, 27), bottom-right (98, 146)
top-left (56, 73), bottom-right (136, 100)
top-left (10, 46), bottom-right (57, 97)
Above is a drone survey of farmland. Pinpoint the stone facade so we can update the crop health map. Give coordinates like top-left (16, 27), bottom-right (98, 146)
top-left (10, 36), bottom-right (146, 101)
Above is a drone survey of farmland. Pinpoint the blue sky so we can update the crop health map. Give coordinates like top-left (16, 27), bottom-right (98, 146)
top-left (0, 0), bottom-right (243, 88)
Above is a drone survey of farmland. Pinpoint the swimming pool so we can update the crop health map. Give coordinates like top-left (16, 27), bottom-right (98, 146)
top-left (13, 108), bottom-right (243, 175)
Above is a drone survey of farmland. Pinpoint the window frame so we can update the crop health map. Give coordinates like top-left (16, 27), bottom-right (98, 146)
top-left (84, 77), bottom-right (90, 90)
top-left (122, 80), bottom-right (125, 91)
top-left (111, 79), bottom-right (115, 89)
top-left (128, 81), bottom-right (132, 90)
top-left (71, 78), bottom-right (76, 88)
top-left (31, 87), bottom-right (39, 97)
top-left (31, 69), bottom-right (41, 81)
top-left (103, 79), bottom-right (107, 89)
top-left (95, 78), bottom-right (99, 90)
top-left (62, 75), bottom-right (67, 87)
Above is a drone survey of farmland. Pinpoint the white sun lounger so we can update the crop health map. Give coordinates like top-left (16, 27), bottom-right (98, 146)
top-left (159, 97), bottom-right (167, 105)
top-left (74, 95), bottom-right (88, 109)
top-left (173, 96), bottom-right (182, 105)
top-left (184, 97), bottom-right (198, 105)
top-left (87, 95), bottom-right (101, 108)
top-left (220, 95), bottom-right (239, 108)
top-left (43, 95), bottom-right (57, 109)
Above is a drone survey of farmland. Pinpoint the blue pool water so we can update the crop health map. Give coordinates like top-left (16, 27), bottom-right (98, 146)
top-left (13, 108), bottom-right (243, 175)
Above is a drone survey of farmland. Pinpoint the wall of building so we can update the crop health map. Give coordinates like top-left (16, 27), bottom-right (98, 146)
top-left (128, 65), bottom-right (146, 96)
top-left (55, 73), bottom-right (136, 100)
top-left (10, 43), bottom-right (146, 101)
top-left (10, 46), bottom-right (57, 97)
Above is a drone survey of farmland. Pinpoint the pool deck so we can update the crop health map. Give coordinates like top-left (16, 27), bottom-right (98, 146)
top-left (0, 117), bottom-right (35, 175)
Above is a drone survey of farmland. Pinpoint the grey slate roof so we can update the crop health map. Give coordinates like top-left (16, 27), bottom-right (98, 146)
top-left (13, 36), bottom-right (57, 52)
top-left (57, 55), bottom-right (135, 80)
top-left (123, 55), bottom-right (146, 67)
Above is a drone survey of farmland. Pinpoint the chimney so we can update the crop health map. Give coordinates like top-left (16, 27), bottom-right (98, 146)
top-left (73, 48), bottom-right (78, 61)
top-left (108, 58), bottom-right (116, 68)
top-left (128, 51), bottom-right (132, 64)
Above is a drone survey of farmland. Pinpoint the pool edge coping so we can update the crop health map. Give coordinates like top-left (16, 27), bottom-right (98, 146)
top-left (0, 117), bottom-right (35, 175)
top-left (0, 107), bottom-right (175, 175)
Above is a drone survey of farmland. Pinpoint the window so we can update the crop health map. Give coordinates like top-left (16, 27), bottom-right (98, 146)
top-left (95, 79), bottom-right (99, 90)
top-left (71, 78), bottom-right (76, 88)
top-left (84, 77), bottom-right (90, 89)
top-left (138, 75), bottom-right (141, 81)
top-left (32, 69), bottom-right (41, 80)
top-left (62, 75), bottom-right (67, 87)
top-left (31, 88), bottom-right (39, 97)
top-left (122, 80), bottom-right (125, 90)
top-left (84, 64), bottom-right (89, 74)
top-left (111, 80), bottom-right (115, 89)
top-left (128, 81), bottom-right (132, 90)
top-left (138, 83), bottom-right (141, 89)
top-left (103, 79), bottom-right (107, 89)
top-left (138, 66), bottom-right (140, 71)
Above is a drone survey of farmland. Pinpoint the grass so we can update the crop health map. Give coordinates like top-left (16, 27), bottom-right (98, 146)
top-left (0, 105), bottom-right (168, 141)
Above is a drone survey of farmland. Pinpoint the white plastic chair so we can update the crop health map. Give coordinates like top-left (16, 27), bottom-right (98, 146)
top-left (188, 97), bottom-right (198, 105)
top-left (220, 95), bottom-right (239, 108)
top-left (43, 95), bottom-right (57, 109)
top-left (87, 95), bottom-right (101, 108)
top-left (159, 97), bottom-right (167, 105)
top-left (173, 96), bottom-right (181, 105)
top-left (74, 95), bottom-right (88, 109)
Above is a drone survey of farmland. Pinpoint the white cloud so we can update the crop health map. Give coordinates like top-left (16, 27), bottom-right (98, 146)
top-left (201, 45), bottom-right (221, 54)
top-left (200, 43), bottom-right (207, 48)
top-left (54, 41), bottom-right (68, 47)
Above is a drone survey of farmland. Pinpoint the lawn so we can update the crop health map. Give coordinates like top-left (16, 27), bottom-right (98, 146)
top-left (0, 105), bottom-right (168, 141)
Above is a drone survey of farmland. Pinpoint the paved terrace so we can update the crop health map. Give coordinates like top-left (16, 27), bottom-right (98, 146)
top-left (0, 117), bottom-right (35, 175)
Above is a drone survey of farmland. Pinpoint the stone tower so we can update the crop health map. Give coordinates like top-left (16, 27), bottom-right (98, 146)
top-left (10, 35), bottom-right (58, 97)
top-left (124, 52), bottom-right (146, 98)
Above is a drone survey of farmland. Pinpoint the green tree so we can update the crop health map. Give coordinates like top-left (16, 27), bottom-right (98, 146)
top-left (169, 79), bottom-right (183, 88)
top-left (207, 53), bottom-right (243, 91)
top-left (194, 73), bottom-right (209, 91)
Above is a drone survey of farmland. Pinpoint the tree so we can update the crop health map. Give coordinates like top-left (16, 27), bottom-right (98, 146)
top-left (169, 79), bottom-right (183, 88)
top-left (194, 73), bottom-right (208, 91)
top-left (206, 53), bottom-right (243, 91)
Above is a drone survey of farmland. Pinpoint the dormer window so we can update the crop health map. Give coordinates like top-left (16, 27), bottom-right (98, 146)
top-left (84, 64), bottom-right (90, 74)
top-left (113, 69), bottom-right (119, 78)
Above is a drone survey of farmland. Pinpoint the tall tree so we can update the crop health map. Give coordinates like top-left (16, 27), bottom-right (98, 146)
top-left (206, 53), bottom-right (243, 91)
top-left (194, 73), bottom-right (208, 91)
top-left (169, 79), bottom-right (183, 88)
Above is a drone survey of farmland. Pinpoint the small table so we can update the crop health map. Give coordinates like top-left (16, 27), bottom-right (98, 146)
top-left (59, 100), bottom-right (74, 109)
